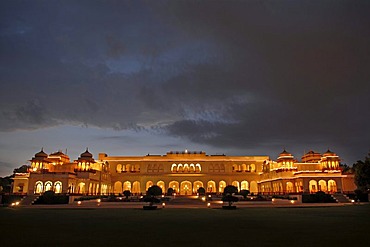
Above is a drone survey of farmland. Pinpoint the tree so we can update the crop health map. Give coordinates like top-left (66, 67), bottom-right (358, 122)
top-left (197, 187), bottom-right (206, 195)
top-left (167, 188), bottom-right (174, 196)
top-left (340, 163), bottom-right (353, 174)
top-left (222, 185), bottom-right (239, 208)
top-left (353, 152), bottom-right (370, 192)
top-left (239, 189), bottom-right (250, 199)
top-left (144, 185), bottom-right (162, 208)
top-left (123, 190), bottom-right (131, 200)
top-left (13, 165), bottom-right (30, 174)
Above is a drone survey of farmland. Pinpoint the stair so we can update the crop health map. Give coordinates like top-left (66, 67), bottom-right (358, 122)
top-left (331, 193), bottom-right (351, 203)
top-left (19, 195), bottom-right (39, 205)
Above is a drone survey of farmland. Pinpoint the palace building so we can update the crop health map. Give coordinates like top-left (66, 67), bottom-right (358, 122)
top-left (12, 148), bottom-right (356, 196)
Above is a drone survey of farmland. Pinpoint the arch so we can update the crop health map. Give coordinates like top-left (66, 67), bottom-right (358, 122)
top-left (123, 181), bottom-right (131, 191)
top-left (157, 181), bottom-right (165, 192)
top-left (114, 181), bottom-right (122, 194)
top-left (116, 164), bottom-right (122, 173)
top-left (180, 181), bottom-right (192, 195)
top-left (125, 164), bottom-right (131, 172)
top-left (286, 182), bottom-right (294, 193)
top-left (250, 181), bottom-right (258, 193)
top-left (232, 181), bottom-right (240, 191)
top-left (219, 180), bottom-right (227, 193)
top-left (241, 164), bottom-right (247, 171)
top-left (193, 181), bottom-right (204, 193)
top-left (309, 180), bottom-right (318, 193)
top-left (232, 164), bottom-right (238, 172)
top-left (241, 180), bottom-right (249, 190)
top-left (177, 164), bottom-right (183, 172)
top-left (171, 164), bottom-right (177, 172)
top-left (207, 180), bottom-right (216, 193)
top-left (209, 164), bottom-right (214, 173)
top-left (183, 164), bottom-right (189, 172)
top-left (195, 163), bottom-right (201, 172)
top-left (44, 181), bottom-right (53, 192)
top-left (35, 181), bottom-right (43, 194)
top-left (77, 182), bottom-right (85, 194)
top-left (146, 181), bottom-right (153, 191)
top-left (54, 181), bottom-right (62, 193)
top-left (169, 181), bottom-right (179, 193)
top-left (134, 164), bottom-right (140, 172)
top-left (190, 164), bottom-right (195, 172)
top-left (220, 164), bottom-right (225, 172)
top-left (328, 180), bottom-right (337, 193)
top-left (147, 164), bottom-right (152, 173)
top-left (158, 164), bottom-right (164, 172)
top-left (318, 180), bottom-right (327, 192)
top-left (132, 181), bottom-right (141, 194)
top-left (214, 164), bottom-right (220, 172)
top-left (250, 164), bottom-right (256, 172)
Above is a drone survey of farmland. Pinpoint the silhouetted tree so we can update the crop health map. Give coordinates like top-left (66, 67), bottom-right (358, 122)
top-left (13, 165), bottom-right (30, 174)
top-left (144, 185), bottom-right (162, 207)
top-left (353, 152), bottom-right (370, 192)
top-left (239, 189), bottom-right (250, 199)
top-left (167, 188), bottom-right (174, 196)
top-left (197, 187), bottom-right (206, 195)
top-left (123, 190), bottom-right (131, 200)
top-left (222, 185), bottom-right (239, 207)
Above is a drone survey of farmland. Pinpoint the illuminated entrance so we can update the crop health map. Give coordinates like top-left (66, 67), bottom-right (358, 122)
top-left (180, 181), bottom-right (192, 195)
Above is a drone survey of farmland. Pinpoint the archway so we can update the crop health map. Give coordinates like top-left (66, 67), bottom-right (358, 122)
top-left (232, 181), bottom-right (240, 191)
top-left (169, 181), bottom-right (179, 193)
top-left (180, 181), bottom-right (192, 195)
top-left (250, 181), bottom-right (258, 194)
top-left (309, 180), bottom-right (318, 193)
top-left (207, 181), bottom-right (216, 193)
top-left (116, 164), bottom-right (122, 173)
top-left (123, 181), bottom-right (131, 191)
top-left (132, 181), bottom-right (141, 194)
top-left (146, 181), bottom-right (153, 191)
top-left (328, 180), bottom-right (337, 193)
top-left (318, 180), bottom-right (327, 192)
top-left (286, 182), bottom-right (294, 193)
top-left (157, 181), bottom-right (165, 193)
top-left (241, 180), bottom-right (249, 190)
top-left (114, 181), bottom-right (122, 194)
top-left (193, 181), bottom-right (204, 193)
top-left (219, 181), bottom-right (227, 193)
top-left (77, 182), bottom-right (85, 194)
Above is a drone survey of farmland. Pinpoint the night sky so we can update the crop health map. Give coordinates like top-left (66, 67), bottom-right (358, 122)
top-left (1, 0), bottom-right (369, 177)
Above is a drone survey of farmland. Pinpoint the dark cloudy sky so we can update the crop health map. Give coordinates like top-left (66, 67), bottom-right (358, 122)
top-left (1, 0), bottom-right (369, 176)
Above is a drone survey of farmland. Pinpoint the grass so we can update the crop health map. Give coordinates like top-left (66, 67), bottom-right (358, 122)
top-left (1, 205), bottom-right (370, 247)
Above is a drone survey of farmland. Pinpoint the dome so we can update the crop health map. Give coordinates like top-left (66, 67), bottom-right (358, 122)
top-left (80, 148), bottom-right (93, 158)
top-left (279, 149), bottom-right (292, 156)
top-left (323, 149), bottom-right (336, 156)
top-left (35, 148), bottom-right (48, 158)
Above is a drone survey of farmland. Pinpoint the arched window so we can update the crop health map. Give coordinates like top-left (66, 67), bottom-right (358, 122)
top-left (54, 181), bottom-right (62, 193)
top-left (220, 164), bottom-right (225, 173)
top-left (241, 164), bottom-right (247, 172)
top-left (147, 164), bottom-right (152, 173)
top-left (209, 164), bottom-right (214, 173)
top-left (250, 164), bottom-right (256, 172)
top-left (171, 164), bottom-right (177, 172)
top-left (169, 181), bottom-right (179, 193)
top-left (195, 164), bottom-right (201, 172)
top-left (45, 181), bottom-right (53, 192)
top-left (177, 164), bottom-right (183, 172)
top-left (157, 181), bottom-right (165, 192)
top-left (309, 180), bottom-right (318, 193)
top-left (35, 181), bottom-right (43, 194)
top-left (190, 164), bottom-right (195, 172)
top-left (116, 164), bottom-right (122, 173)
top-left (184, 164), bottom-right (189, 172)
top-left (286, 182), bottom-right (294, 193)
top-left (158, 164), bottom-right (164, 172)
top-left (214, 164), bottom-right (220, 173)
top-left (194, 181), bottom-right (204, 193)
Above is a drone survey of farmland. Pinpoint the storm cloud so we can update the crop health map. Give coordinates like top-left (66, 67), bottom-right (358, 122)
top-left (0, 0), bottom-right (369, 173)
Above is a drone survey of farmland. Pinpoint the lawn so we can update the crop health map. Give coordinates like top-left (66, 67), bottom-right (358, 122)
top-left (1, 205), bottom-right (369, 247)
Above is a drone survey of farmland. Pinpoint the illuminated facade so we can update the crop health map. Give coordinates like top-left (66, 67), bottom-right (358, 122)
top-left (12, 149), bottom-right (356, 196)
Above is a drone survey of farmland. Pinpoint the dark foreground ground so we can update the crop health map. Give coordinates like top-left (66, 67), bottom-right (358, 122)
top-left (1, 204), bottom-right (369, 247)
